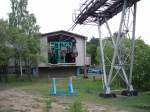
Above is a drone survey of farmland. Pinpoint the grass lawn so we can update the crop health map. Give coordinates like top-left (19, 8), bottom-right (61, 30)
top-left (1, 76), bottom-right (150, 112)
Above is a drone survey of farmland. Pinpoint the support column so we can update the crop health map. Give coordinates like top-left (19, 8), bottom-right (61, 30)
top-left (129, 2), bottom-right (137, 91)
top-left (76, 66), bottom-right (80, 76)
top-left (83, 65), bottom-right (88, 78)
top-left (68, 77), bottom-right (74, 94)
top-left (97, 17), bottom-right (110, 94)
top-left (52, 78), bottom-right (57, 95)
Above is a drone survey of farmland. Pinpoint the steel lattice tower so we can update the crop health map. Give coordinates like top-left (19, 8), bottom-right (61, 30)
top-left (70, 0), bottom-right (141, 97)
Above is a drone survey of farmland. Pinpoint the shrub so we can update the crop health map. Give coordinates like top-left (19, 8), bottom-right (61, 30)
top-left (68, 101), bottom-right (88, 112)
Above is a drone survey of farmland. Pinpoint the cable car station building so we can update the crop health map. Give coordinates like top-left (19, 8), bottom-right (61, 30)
top-left (38, 30), bottom-right (88, 77)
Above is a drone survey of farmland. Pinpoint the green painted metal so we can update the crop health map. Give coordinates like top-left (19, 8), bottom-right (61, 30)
top-left (49, 41), bottom-right (73, 63)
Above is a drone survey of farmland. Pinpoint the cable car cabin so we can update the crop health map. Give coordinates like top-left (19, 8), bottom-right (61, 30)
top-left (38, 30), bottom-right (88, 77)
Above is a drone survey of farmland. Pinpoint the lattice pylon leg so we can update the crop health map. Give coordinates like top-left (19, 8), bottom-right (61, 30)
top-left (97, 17), bottom-right (111, 95)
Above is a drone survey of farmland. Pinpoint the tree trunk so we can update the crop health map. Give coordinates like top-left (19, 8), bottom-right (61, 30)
top-left (4, 65), bottom-right (8, 83)
top-left (0, 65), bottom-right (8, 83)
top-left (15, 58), bottom-right (20, 78)
top-left (28, 58), bottom-right (32, 80)
top-left (25, 57), bottom-right (32, 80)
top-left (0, 66), bottom-right (2, 82)
top-left (19, 55), bottom-right (23, 77)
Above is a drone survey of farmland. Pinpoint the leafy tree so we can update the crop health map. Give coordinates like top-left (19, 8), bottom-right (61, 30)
top-left (88, 37), bottom-right (99, 45)
top-left (9, 0), bottom-right (40, 33)
top-left (95, 34), bottom-right (131, 66)
top-left (133, 38), bottom-right (150, 91)
top-left (9, 27), bottom-right (28, 77)
top-left (87, 44), bottom-right (98, 65)
top-left (8, 0), bottom-right (40, 78)
top-left (87, 37), bottom-right (99, 65)
top-left (95, 39), bottom-right (113, 66)
top-left (0, 19), bottom-right (13, 82)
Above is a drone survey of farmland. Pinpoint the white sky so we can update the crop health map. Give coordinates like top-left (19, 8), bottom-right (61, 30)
top-left (0, 0), bottom-right (150, 44)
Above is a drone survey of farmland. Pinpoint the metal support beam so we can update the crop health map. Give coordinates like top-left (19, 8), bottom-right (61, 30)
top-left (108, 0), bottom-right (127, 85)
top-left (68, 77), bottom-right (74, 94)
top-left (104, 18), bottom-right (115, 45)
top-left (129, 2), bottom-right (137, 91)
top-left (52, 78), bottom-right (57, 95)
top-left (105, 17), bottom-right (131, 88)
top-left (98, 17), bottom-right (110, 94)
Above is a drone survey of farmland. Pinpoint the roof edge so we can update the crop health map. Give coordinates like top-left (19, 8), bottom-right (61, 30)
top-left (41, 30), bottom-right (88, 39)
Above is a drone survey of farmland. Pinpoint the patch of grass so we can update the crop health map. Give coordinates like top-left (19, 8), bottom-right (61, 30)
top-left (144, 91), bottom-right (150, 96)
top-left (68, 100), bottom-right (87, 112)
top-left (45, 97), bottom-right (52, 112)
top-left (0, 108), bottom-right (16, 112)
top-left (20, 80), bottom-right (49, 96)
top-left (73, 78), bottom-right (102, 96)
top-left (132, 104), bottom-right (150, 110)
top-left (2, 77), bottom-right (150, 112)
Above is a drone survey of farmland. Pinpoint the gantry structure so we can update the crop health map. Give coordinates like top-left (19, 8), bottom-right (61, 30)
top-left (70, 0), bottom-right (141, 96)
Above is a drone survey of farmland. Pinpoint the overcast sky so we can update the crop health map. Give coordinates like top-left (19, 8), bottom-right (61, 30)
top-left (0, 0), bottom-right (150, 44)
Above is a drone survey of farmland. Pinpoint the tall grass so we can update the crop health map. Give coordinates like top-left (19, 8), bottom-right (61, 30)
top-left (68, 100), bottom-right (87, 112)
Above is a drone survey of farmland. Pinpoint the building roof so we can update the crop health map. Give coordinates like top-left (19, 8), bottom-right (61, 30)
top-left (41, 30), bottom-right (88, 40)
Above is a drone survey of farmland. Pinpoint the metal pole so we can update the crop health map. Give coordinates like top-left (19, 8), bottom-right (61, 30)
top-left (97, 17), bottom-right (110, 94)
top-left (52, 78), bottom-right (57, 95)
top-left (108, 0), bottom-right (127, 85)
top-left (105, 18), bottom-right (115, 45)
top-left (129, 3), bottom-right (137, 91)
top-left (68, 77), bottom-right (74, 94)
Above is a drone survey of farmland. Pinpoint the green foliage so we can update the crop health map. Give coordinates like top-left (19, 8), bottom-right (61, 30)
top-left (5, 0), bottom-right (40, 77)
top-left (0, 0), bottom-right (40, 81)
top-left (0, 108), bottom-right (16, 112)
top-left (87, 35), bottom-right (150, 91)
top-left (68, 101), bottom-right (87, 112)
top-left (0, 20), bottom-right (12, 65)
top-left (87, 43), bottom-right (98, 64)
top-left (96, 39), bottom-right (113, 65)
top-left (74, 78), bottom-right (102, 95)
top-left (9, 0), bottom-right (40, 34)
top-left (132, 38), bottom-right (150, 91)
top-left (87, 37), bottom-right (99, 65)
top-left (95, 37), bottom-right (131, 65)
top-left (45, 98), bottom-right (52, 112)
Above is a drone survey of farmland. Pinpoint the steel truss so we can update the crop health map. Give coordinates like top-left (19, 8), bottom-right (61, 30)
top-left (71, 0), bottom-right (140, 96)
top-left (99, 1), bottom-right (136, 95)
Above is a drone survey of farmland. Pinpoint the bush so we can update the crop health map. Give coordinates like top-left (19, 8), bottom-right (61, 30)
top-left (68, 101), bottom-right (87, 112)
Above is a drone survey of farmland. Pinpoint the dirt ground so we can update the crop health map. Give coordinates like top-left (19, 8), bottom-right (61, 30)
top-left (0, 88), bottom-right (129, 112)
top-left (0, 88), bottom-right (45, 112)
top-left (48, 97), bottom-right (128, 112)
